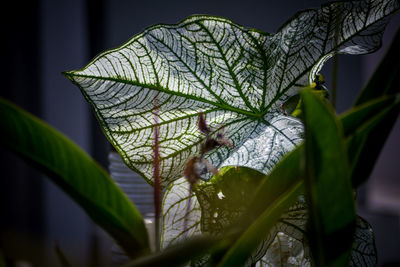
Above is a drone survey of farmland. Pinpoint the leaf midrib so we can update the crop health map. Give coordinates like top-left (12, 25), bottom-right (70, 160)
top-left (109, 108), bottom-right (221, 134)
top-left (67, 72), bottom-right (263, 119)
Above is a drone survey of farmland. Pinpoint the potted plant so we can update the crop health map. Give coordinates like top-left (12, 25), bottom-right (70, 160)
top-left (1, 0), bottom-right (399, 265)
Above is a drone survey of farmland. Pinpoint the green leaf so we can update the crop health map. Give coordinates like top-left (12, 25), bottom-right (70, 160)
top-left (0, 98), bottom-right (149, 258)
top-left (301, 89), bottom-right (356, 266)
top-left (64, 0), bottom-right (399, 187)
top-left (349, 28), bottom-right (400, 187)
top-left (216, 147), bottom-right (305, 267)
top-left (341, 95), bottom-right (400, 183)
top-left (194, 167), bottom-right (266, 235)
top-left (123, 235), bottom-right (222, 267)
top-left (341, 95), bottom-right (400, 137)
top-left (193, 166), bottom-right (274, 265)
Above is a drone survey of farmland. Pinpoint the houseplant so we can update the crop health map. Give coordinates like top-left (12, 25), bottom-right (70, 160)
top-left (1, 0), bottom-right (399, 265)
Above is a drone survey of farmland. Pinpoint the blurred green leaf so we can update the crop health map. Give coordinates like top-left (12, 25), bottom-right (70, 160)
top-left (350, 28), bottom-right (400, 187)
top-left (302, 89), bottom-right (355, 266)
top-left (123, 235), bottom-right (222, 267)
top-left (195, 166), bottom-right (303, 266)
top-left (341, 95), bottom-right (400, 182)
top-left (341, 95), bottom-right (399, 137)
top-left (0, 98), bottom-right (150, 258)
top-left (195, 166), bottom-right (266, 236)
top-left (217, 147), bottom-right (305, 267)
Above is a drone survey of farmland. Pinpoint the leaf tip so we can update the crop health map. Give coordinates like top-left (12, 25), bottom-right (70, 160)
top-left (62, 70), bottom-right (75, 81)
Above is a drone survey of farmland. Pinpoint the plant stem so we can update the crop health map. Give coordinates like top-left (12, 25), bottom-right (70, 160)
top-left (153, 97), bottom-right (161, 251)
top-left (331, 3), bottom-right (342, 110)
top-left (183, 184), bottom-right (193, 239)
top-left (331, 54), bottom-right (338, 109)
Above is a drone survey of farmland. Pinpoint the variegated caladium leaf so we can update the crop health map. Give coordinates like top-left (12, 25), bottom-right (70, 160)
top-left (162, 166), bottom-right (311, 266)
top-left (162, 170), bottom-right (378, 266)
top-left (256, 214), bottom-right (378, 267)
top-left (160, 167), bottom-right (268, 249)
top-left (350, 216), bottom-right (377, 267)
top-left (256, 232), bottom-right (311, 267)
top-left (161, 177), bottom-right (202, 249)
top-left (64, 0), bottom-right (399, 187)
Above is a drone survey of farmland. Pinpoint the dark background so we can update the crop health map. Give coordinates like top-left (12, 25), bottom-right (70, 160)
top-left (1, 0), bottom-right (399, 266)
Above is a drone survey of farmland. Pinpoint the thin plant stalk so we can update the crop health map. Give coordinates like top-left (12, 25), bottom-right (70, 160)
top-left (331, 55), bottom-right (338, 109)
top-left (183, 184), bottom-right (193, 239)
top-left (153, 97), bottom-right (161, 251)
top-left (331, 3), bottom-right (342, 109)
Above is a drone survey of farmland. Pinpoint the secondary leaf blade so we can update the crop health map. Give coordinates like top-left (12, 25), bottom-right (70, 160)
top-left (0, 98), bottom-right (150, 258)
top-left (350, 28), bottom-right (400, 187)
top-left (343, 96), bottom-right (400, 182)
top-left (161, 177), bottom-right (202, 249)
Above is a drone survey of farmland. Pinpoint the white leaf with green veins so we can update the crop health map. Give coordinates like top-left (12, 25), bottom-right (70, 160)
top-left (65, 0), bottom-right (399, 187)
top-left (161, 171), bottom-right (310, 266)
top-left (161, 177), bottom-right (202, 249)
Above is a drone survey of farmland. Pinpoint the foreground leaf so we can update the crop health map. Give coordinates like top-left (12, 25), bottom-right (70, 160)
top-left (302, 90), bottom-right (355, 266)
top-left (0, 98), bottom-right (149, 258)
top-left (194, 167), bottom-right (266, 235)
top-left (341, 95), bottom-right (400, 137)
top-left (64, 0), bottom-right (398, 187)
top-left (194, 166), bottom-right (278, 265)
top-left (124, 235), bottom-right (222, 267)
top-left (217, 147), bottom-right (305, 267)
top-left (343, 95), bottom-right (400, 182)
